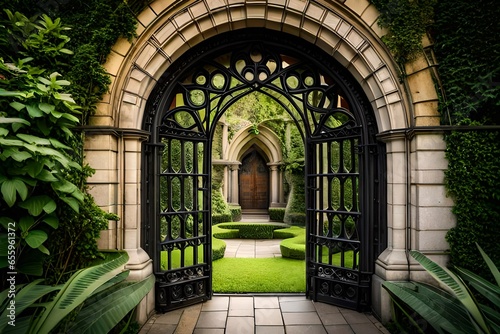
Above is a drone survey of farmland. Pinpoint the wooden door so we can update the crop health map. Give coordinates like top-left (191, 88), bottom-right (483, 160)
top-left (239, 151), bottom-right (269, 209)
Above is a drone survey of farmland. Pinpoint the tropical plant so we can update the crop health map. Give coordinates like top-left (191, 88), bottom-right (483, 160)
top-left (0, 60), bottom-right (84, 277)
top-left (383, 244), bottom-right (500, 334)
top-left (0, 251), bottom-right (154, 334)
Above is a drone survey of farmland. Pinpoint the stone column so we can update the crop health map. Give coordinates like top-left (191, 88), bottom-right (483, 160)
top-left (229, 163), bottom-right (241, 205)
top-left (268, 163), bottom-right (280, 206)
top-left (372, 133), bottom-right (410, 322)
top-left (372, 130), bottom-right (452, 322)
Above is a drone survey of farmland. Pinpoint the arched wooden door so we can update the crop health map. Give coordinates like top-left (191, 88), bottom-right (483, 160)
top-left (239, 150), bottom-right (269, 210)
top-left (142, 29), bottom-right (386, 313)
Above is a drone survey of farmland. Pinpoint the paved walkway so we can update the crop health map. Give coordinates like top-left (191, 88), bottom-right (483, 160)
top-left (140, 239), bottom-right (390, 334)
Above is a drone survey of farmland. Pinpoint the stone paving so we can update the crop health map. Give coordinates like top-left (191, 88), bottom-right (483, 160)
top-left (139, 239), bottom-right (390, 334)
top-left (140, 294), bottom-right (390, 334)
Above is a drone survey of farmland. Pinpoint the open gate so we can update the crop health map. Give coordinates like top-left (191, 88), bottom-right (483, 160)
top-left (142, 29), bottom-right (385, 312)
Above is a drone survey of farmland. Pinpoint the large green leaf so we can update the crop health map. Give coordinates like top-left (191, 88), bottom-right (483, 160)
top-left (2, 147), bottom-right (32, 162)
top-left (30, 251), bottom-right (129, 334)
top-left (476, 243), bottom-right (500, 286)
top-left (410, 250), bottom-right (490, 333)
top-left (456, 267), bottom-right (500, 306)
top-left (0, 279), bottom-right (60, 332)
top-left (24, 230), bottom-right (48, 248)
top-left (66, 275), bottom-right (154, 334)
top-left (60, 196), bottom-right (80, 213)
top-left (383, 281), bottom-right (475, 334)
top-left (17, 133), bottom-right (51, 146)
top-left (19, 216), bottom-right (35, 232)
top-left (19, 195), bottom-right (55, 216)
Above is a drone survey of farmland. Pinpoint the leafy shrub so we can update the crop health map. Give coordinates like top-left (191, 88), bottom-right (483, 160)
top-left (229, 205), bottom-right (241, 222)
top-left (269, 207), bottom-right (285, 222)
top-left (212, 237), bottom-right (226, 261)
top-left (213, 223), bottom-right (288, 239)
top-left (433, 0), bottom-right (500, 278)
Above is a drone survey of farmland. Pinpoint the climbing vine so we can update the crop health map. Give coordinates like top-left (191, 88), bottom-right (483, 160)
top-left (433, 0), bottom-right (500, 276)
top-left (370, 0), bottom-right (436, 67)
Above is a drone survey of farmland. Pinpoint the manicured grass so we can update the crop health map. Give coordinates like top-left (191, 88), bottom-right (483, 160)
top-left (212, 257), bottom-right (306, 293)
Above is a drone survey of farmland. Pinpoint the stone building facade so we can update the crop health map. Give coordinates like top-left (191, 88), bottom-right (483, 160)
top-left (83, 0), bottom-right (453, 323)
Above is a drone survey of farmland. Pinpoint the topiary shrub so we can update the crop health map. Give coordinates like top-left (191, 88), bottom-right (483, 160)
top-left (212, 237), bottom-right (226, 261)
top-left (283, 171), bottom-right (306, 226)
top-left (275, 226), bottom-right (306, 259)
top-left (229, 205), bottom-right (241, 222)
top-left (269, 207), bottom-right (285, 222)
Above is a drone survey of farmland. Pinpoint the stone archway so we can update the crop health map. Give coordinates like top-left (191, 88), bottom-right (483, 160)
top-left (224, 125), bottom-right (285, 209)
top-left (85, 0), bottom-right (451, 323)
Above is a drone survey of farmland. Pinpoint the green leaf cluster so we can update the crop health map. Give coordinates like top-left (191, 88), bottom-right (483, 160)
top-left (371, 0), bottom-right (436, 66)
top-left (383, 244), bottom-right (500, 333)
top-left (0, 56), bottom-right (84, 275)
top-left (432, 0), bottom-right (500, 278)
top-left (0, 251), bottom-right (154, 334)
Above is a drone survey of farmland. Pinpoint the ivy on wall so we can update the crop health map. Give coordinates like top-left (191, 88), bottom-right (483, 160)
top-left (370, 0), bottom-right (436, 67)
top-left (372, 0), bottom-right (500, 277)
top-left (433, 0), bottom-right (500, 277)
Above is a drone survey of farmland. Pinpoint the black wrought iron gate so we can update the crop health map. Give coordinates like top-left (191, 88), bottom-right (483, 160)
top-left (143, 29), bottom-right (385, 313)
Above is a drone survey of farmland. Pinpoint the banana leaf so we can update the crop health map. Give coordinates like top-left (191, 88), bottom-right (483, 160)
top-left (0, 279), bottom-right (60, 332)
top-left (383, 281), bottom-right (475, 334)
top-left (30, 250), bottom-right (129, 334)
top-left (410, 250), bottom-right (490, 334)
top-left (481, 304), bottom-right (500, 334)
top-left (455, 266), bottom-right (500, 307)
top-left (65, 275), bottom-right (155, 333)
top-left (476, 243), bottom-right (500, 286)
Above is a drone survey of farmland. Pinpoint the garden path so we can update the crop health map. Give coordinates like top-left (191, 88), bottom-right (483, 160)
top-left (140, 215), bottom-right (390, 334)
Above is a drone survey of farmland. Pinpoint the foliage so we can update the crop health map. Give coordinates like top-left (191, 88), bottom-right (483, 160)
top-left (370, 0), bottom-right (436, 67)
top-left (283, 171), bottom-right (306, 225)
top-left (278, 226), bottom-right (306, 260)
top-left (211, 188), bottom-right (231, 224)
top-left (433, 0), bottom-right (500, 125)
top-left (268, 207), bottom-right (285, 222)
top-left (444, 129), bottom-right (500, 278)
top-left (432, 0), bottom-right (500, 278)
top-left (0, 59), bottom-right (83, 278)
top-left (383, 244), bottom-right (500, 334)
top-left (0, 251), bottom-right (153, 334)
top-left (229, 205), bottom-right (241, 222)
top-left (213, 222), bottom-right (288, 239)
top-left (0, 10), bottom-right (119, 287)
top-left (1, 1), bottom-right (139, 122)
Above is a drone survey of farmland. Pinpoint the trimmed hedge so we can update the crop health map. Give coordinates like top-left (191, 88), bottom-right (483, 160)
top-left (276, 226), bottom-right (306, 260)
top-left (229, 205), bottom-right (242, 222)
top-left (212, 237), bottom-right (226, 261)
top-left (269, 207), bottom-right (286, 222)
top-left (213, 223), bottom-right (288, 239)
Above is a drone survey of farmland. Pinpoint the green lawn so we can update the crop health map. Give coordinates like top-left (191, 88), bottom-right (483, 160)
top-left (212, 257), bottom-right (306, 293)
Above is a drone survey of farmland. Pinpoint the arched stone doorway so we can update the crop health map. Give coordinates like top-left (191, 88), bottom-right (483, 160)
top-left (239, 147), bottom-right (269, 211)
top-left (86, 0), bottom-right (450, 323)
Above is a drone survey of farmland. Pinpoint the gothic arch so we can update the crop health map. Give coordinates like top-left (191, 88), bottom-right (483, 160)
top-left (85, 0), bottom-right (449, 324)
top-left (224, 125), bottom-right (285, 208)
top-left (228, 125), bottom-right (283, 163)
